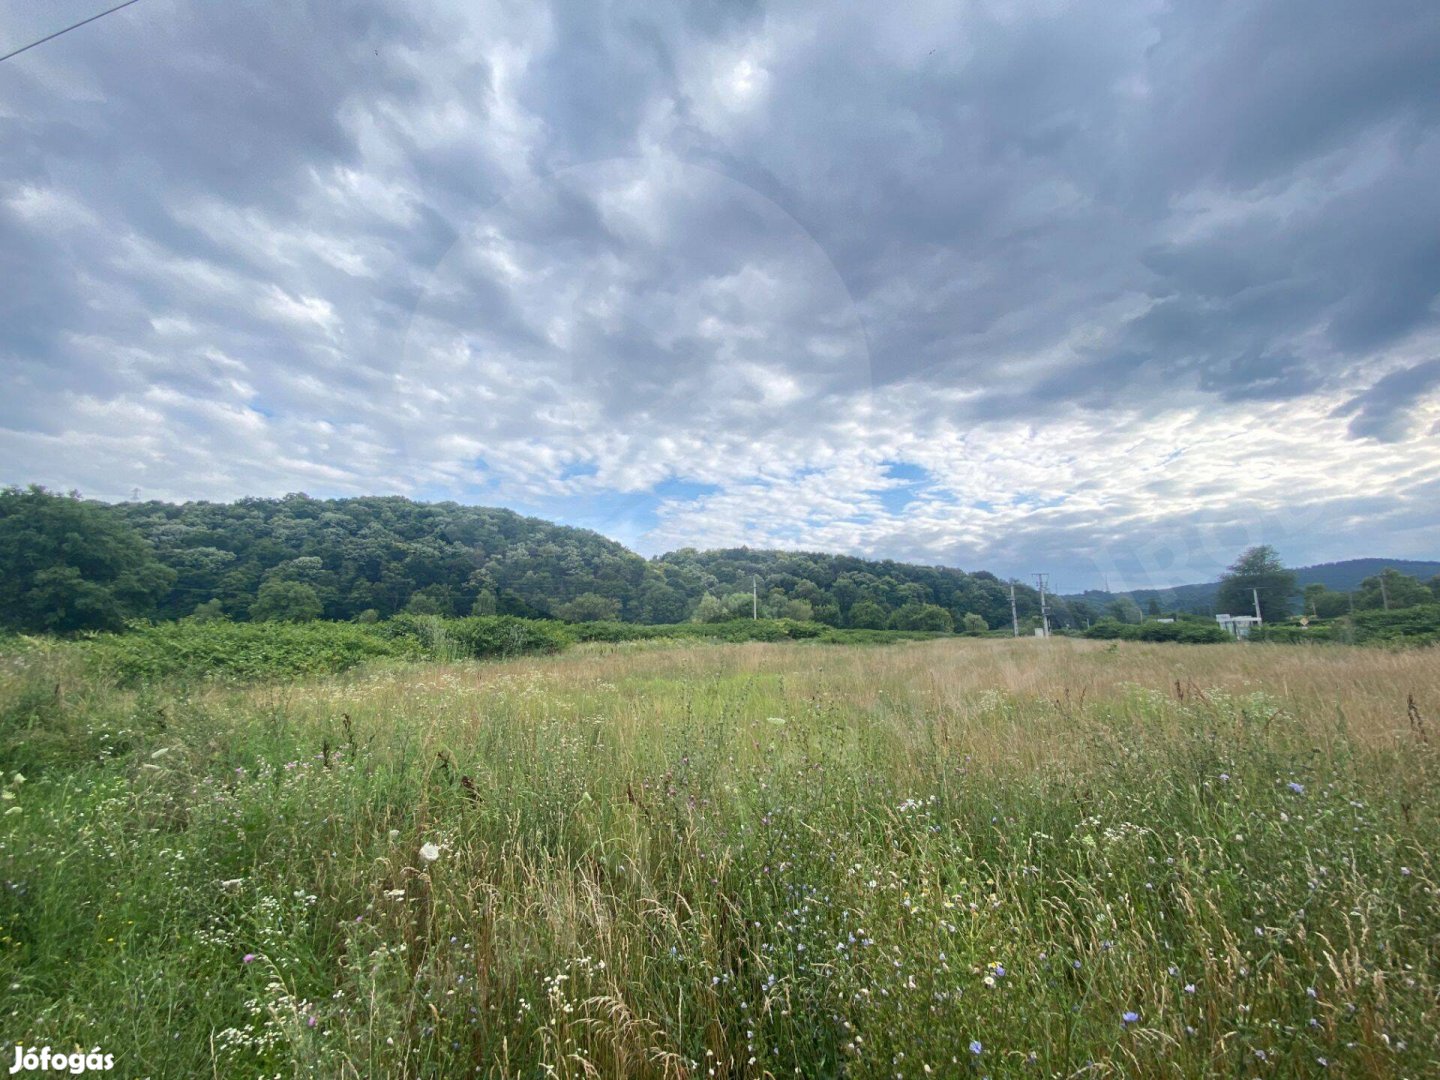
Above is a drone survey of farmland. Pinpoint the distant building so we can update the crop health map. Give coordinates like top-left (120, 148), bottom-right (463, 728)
top-left (1215, 614), bottom-right (1261, 639)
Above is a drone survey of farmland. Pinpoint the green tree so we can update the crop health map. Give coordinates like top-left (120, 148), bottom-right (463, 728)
top-left (249, 580), bottom-right (322, 623)
top-left (553, 593), bottom-right (622, 622)
top-left (847, 599), bottom-right (889, 629)
top-left (961, 612), bottom-right (988, 634)
top-left (691, 594), bottom-right (729, 623)
top-left (889, 602), bottom-right (954, 632)
top-left (722, 592), bottom-right (754, 619)
top-left (1215, 546), bottom-right (1296, 623)
top-left (778, 598), bottom-right (814, 622)
top-left (1303, 583), bottom-right (1350, 619)
top-left (186, 599), bottom-right (228, 623)
top-left (1355, 568), bottom-right (1432, 611)
top-left (0, 486), bottom-right (175, 632)
top-left (1108, 597), bottom-right (1143, 624)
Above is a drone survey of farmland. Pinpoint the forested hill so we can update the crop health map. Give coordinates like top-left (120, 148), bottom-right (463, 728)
top-left (106, 494), bottom-right (648, 623)
top-left (1, 488), bottom-right (1061, 632)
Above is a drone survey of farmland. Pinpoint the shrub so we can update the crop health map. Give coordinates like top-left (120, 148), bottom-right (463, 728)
top-left (1083, 619), bottom-right (1139, 640)
top-left (82, 620), bottom-right (416, 686)
top-left (376, 614), bottom-right (573, 659)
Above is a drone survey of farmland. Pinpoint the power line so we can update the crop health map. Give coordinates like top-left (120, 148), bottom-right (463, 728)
top-left (0, 0), bottom-right (143, 65)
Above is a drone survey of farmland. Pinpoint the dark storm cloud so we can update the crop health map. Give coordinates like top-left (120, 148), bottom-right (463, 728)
top-left (1334, 359), bottom-right (1440, 442)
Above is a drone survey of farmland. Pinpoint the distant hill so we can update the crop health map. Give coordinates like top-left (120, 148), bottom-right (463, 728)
top-left (5, 490), bottom-right (1054, 630)
top-left (1064, 558), bottom-right (1440, 615)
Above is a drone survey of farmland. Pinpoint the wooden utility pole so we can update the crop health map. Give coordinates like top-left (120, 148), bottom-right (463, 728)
top-left (1009, 582), bottom-right (1020, 636)
top-left (752, 575), bottom-right (758, 620)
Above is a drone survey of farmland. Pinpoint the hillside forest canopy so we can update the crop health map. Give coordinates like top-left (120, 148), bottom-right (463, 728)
top-left (3, 487), bottom-right (1437, 637)
top-left (1, 487), bottom-right (1050, 633)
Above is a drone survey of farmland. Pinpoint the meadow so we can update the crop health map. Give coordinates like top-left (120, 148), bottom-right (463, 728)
top-left (1, 635), bottom-right (1436, 1078)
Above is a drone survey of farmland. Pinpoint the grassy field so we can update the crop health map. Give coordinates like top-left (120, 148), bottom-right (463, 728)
top-left (1, 637), bottom-right (1436, 1078)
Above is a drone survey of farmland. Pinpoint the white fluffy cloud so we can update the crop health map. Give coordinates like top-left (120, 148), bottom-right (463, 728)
top-left (2, 0), bottom-right (1438, 587)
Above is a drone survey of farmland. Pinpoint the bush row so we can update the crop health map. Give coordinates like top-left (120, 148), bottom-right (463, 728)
top-left (63, 616), bottom-right (948, 687)
top-left (1249, 604), bottom-right (1440, 647)
top-left (1082, 618), bottom-right (1233, 643)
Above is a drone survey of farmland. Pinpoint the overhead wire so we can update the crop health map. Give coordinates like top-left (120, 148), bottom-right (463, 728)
top-left (0, 0), bottom-right (143, 64)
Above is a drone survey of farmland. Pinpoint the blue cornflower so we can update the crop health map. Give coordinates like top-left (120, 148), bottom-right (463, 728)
top-left (1122, 1011), bottom-right (1140, 1024)
top-left (969, 1040), bottom-right (983, 1055)
top-left (1288, 782), bottom-right (1305, 794)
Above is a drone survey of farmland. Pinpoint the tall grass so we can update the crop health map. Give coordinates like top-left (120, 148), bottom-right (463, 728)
top-left (1, 638), bottom-right (1435, 1077)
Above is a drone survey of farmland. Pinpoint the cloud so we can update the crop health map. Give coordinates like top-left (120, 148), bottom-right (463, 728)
top-left (1333, 358), bottom-right (1440, 442)
top-left (2, 0), bottom-right (1438, 588)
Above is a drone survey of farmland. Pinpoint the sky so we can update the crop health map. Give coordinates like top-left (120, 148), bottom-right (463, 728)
top-left (2, 0), bottom-right (1438, 591)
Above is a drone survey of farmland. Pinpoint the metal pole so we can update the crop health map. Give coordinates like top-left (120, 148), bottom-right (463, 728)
top-left (1252, 587), bottom-right (1262, 625)
top-left (1009, 582), bottom-right (1019, 637)
top-left (752, 575), bottom-right (758, 620)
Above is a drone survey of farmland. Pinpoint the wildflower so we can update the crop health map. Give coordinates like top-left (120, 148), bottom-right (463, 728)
top-left (1184, 984), bottom-right (1195, 994)
top-left (1121, 1011), bottom-right (1139, 1024)
top-left (242, 954), bottom-right (255, 964)
top-left (419, 842), bottom-right (441, 862)
top-left (1287, 782), bottom-right (1304, 794)
top-left (969, 1041), bottom-right (982, 1055)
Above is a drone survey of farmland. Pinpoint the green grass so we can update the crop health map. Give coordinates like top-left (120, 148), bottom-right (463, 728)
top-left (64, 616), bottom-right (947, 688)
top-left (1, 638), bottom-right (1436, 1078)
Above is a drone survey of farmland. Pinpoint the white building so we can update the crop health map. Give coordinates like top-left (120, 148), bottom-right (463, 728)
top-left (1215, 614), bottom-right (1262, 639)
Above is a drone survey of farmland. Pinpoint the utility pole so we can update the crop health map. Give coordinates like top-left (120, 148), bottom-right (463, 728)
top-left (1379, 574), bottom-right (1390, 611)
top-left (1033, 573), bottom-right (1051, 637)
top-left (752, 575), bottom-right (758, 620)
top-left (1252, 587), bottom-right (1263, 625)
top-left (1009, 581), bottom-right (1020, 637)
